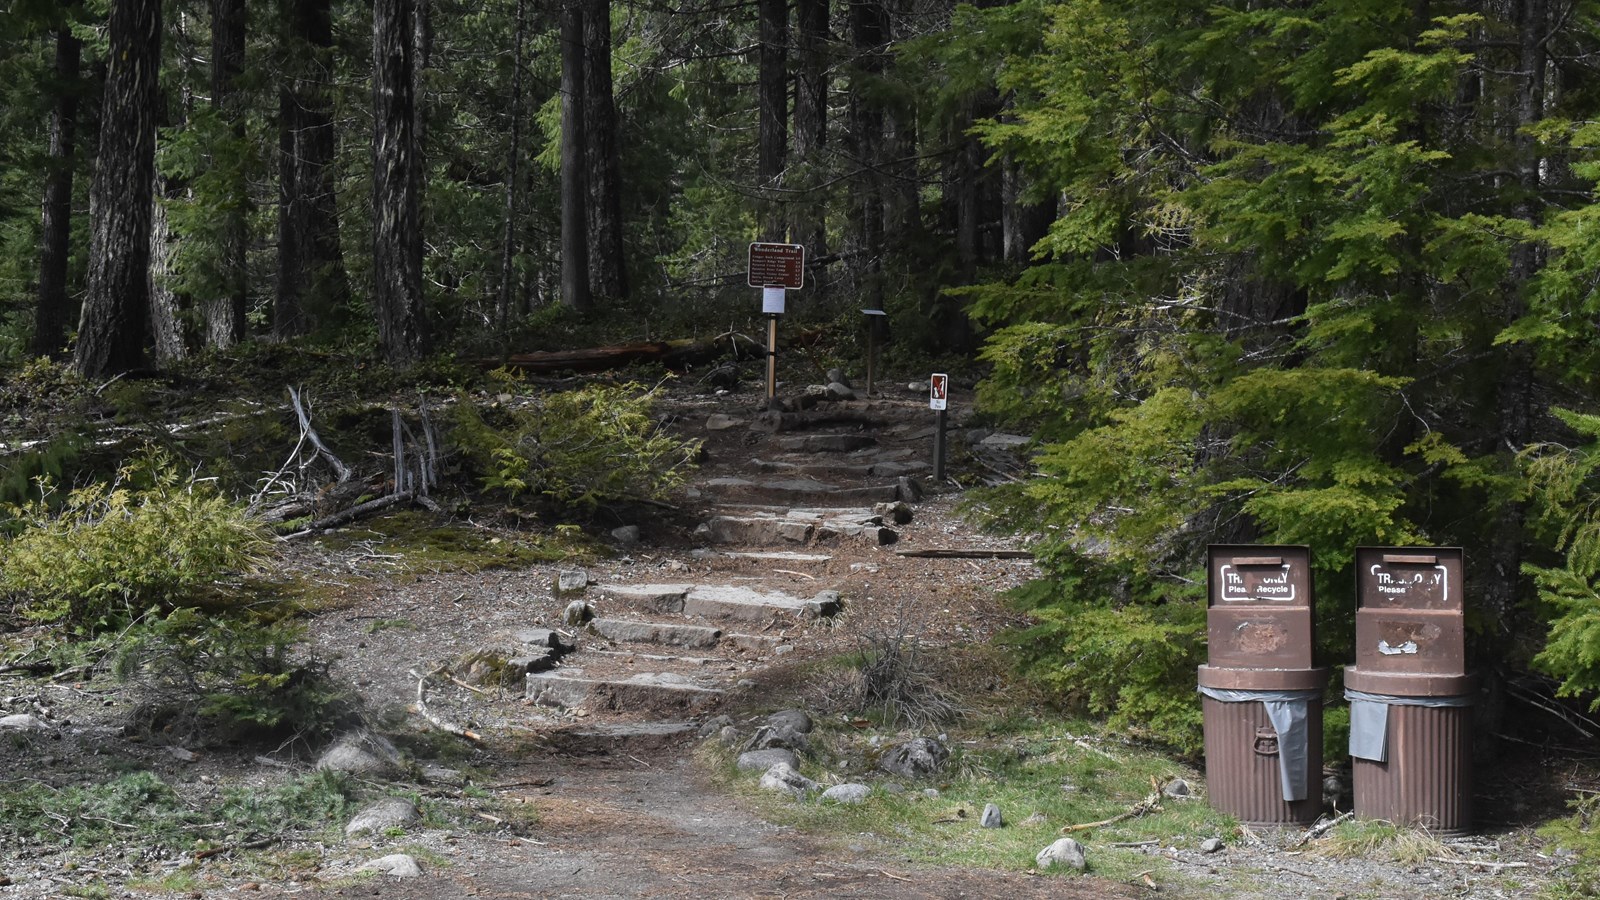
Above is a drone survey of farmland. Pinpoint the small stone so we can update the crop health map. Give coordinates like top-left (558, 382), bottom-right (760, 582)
top-left (344, 797), bottom-right (421, 836)
top-left (907, 381), bottom-right (926, 392)
top-left (895, 476), bottom-right (923, 503)
top-left (316, 732), bottom-right (405, 778)
top-left (698, 715), bottom-right (734, 738)
top-left (562, 600), bottom-right (593, 626)
top-left (737, 749), bottom-right (800, 772)
top-left (758, 762), bottom-right (817, 798)
top-left (0, 714), bottom-right (51, 732)
top-left (766, 709), bottom-right (813, 734)
top-left (1163, 778), bottom-right (1191, 799)
top-left (421, 765), bottom-right (465, 787)
top-left (821, 783), bottom-right (871, 805)
top-left (824, 382), bottom-right (856, 401)
top-left (873, 501), bottom-right (914, 525)
top-left (1200, 837), bottom-right (1224, 854)
top-left (773, 644), bottom-right (795, 656)
top-left (611, 525), bottom-right (641, 546)
top-left (718, 725), bottom-right (742, 747)
top-left (358, 854), bottom-right (424, 878)
top-left (879, 737), bottom-right (949, 778)
top-left (979, 433), bottom-right (1031, 450)
top-left (802, 590), bottom-right (843, 619)
top-left (1036, 837), bottom-right (1087, 872)
top-left (706, 413), bottom-right (745, 431)
top-left (980, 803), bottom-right (1004, 829)
top-left (556, 569), bottom-right (589, 593)
top-left (1021, 812), bottom-right (1048, 827)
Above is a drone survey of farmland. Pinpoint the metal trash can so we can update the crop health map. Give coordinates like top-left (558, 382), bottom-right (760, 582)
top-left (1346, 547), bottom-right (1475, 835)
top-left (1199, 545), bottom-right (1328, 826)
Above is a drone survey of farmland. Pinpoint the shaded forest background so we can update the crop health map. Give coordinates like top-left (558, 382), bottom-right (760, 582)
top-left (9, 0), bottom-right (1600, 752)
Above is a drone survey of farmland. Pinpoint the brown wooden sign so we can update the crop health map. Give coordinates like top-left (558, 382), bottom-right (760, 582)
top-left (747, 242), bottom-right (805, 289)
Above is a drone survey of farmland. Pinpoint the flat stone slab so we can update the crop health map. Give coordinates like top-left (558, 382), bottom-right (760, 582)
top-left (598, 583), bottom-right (694, 613)
top-left (526, 672), bottom-right (725, 711)
top-left (590, 617), bottom-right (723, 649)
top-left (696, 516), bottom-right (814, 545)
top-left (722, 551), bottom-right (833, 562)
top-left (775, 434), bottom-right (877, 453)
top-left (724, 633), bottom-right (784, 654)
top-left (587, 649), bottom-right (721, 665)
top-left (682, 585), bottom-right (809, 622)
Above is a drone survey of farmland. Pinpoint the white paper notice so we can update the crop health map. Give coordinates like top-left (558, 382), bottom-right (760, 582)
top-left (762, 286), bottom-right (786, 314)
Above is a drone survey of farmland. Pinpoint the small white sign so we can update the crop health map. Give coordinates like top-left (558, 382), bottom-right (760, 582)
top-left (930, 373), bottom-right (949, 411)
top-left (762, 285), bottom-right (787, 315)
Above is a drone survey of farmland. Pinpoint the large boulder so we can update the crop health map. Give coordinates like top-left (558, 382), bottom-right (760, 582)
top-left (878, 737), bottom-right (949, 778)
top-left (1036, 837), bottom-right (1087, 872)
top-left (345, 797), bottom-right (421, 836)
top-left (759, 762), bottom-right (817, 799)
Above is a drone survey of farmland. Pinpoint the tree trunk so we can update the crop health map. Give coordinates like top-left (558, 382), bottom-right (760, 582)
top-left (372, 0), bottom-right (429, 365)
top-left (206, 0), bottom-right (248, 349)
top-left (31, 26), bottom-right (81, 360)
top-left (497, 0), bottom-right (528, 337)
top-left (792, 0), bottom-right (828, 275)
top-left (75, 0), bottom-right (162, 379)
top-left (149, 168), bottom-right (189, 362)
top-left (1001, 156), bottom-right (1051, 264)
top-left (847, 0), bottom-right (885, 309)
top-left (583, 0), bottom-right (627, 301)
top-left (276, 0), bottom-right (350, 338)
top-left (559, 0), bottom-right (591, 310)
top-left (758, 0), bottom-right (789, 239)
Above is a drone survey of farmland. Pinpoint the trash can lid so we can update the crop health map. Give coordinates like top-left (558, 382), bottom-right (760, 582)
top-left (1344, 667), bottom-right (1477, 698)
top-left (1198, 665), bottom-right (1329, 692)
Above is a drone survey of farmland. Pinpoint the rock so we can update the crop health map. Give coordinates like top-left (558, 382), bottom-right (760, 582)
top-left (1200, 837), bottom-right (1225, 854)
top-left (0, 714), bottom-right (52, 732)
top-left (562, 600), bottom-right (594, 626)
top-left (895, 476), bottom-right (923, 503)
top-left (556, 569), bottom-right (589, 593)
top-left (698, 715), bottom-right (734, 738)
top-left (766, 709), bottom-right (813, 734)
top-left (979, 433), bottom-right (1031, 450)
top-left (826, 368), bottom-right (851, 387)
top-left (611, 525), bottom-right (642, 546)
top-left (825, 382), bottom-right (856, 401)
top-left (802, 590), bottom-right (843, 619)
top-left (316, 732), bottom-right (405, 778)
top-left (742, 723), bottom-right (809, 754)
top-left (510, 627), bottom-right (567, 650)
top-left (873, 501), bottom-right (914, 525)
top-left (737, 748), bottom-right (800, 772)
top-left (821, 783), bottom-right (871, 804)
top-left (981, 803), bottom-right (1004, 829)
top-left (718, 725), bottom-right (742, 748)
top-left (1163, 778), bottom-right (1191, 799)
top-left (759, 762), bottom-right (817, 798)
top-left (907, 381), bottom-right (926, 392)
top-left (421, 765), bottom-right (465, 787)
top-left (345, 797), bottom-right (421, 836)
top-left (359, 854), bottom-right (424, 878)
top-left (706, 413), bottom-right (745, 431)
top-left (879, 737), bottom-right (949, 778)
top-left (1036, 837), bottom-right (1087, 872)
top-left (773, 644), bottom-right (795, 656)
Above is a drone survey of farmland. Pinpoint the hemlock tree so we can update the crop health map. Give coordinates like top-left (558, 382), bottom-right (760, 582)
top-left (371, 0), bottom-right (429, 365)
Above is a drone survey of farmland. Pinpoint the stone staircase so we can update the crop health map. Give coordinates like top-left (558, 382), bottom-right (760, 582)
top-left (518, 392), bottom-right (935, 731)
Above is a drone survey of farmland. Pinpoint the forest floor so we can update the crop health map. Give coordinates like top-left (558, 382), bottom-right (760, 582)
top-left (0, 376), bottom-right (1592, 899)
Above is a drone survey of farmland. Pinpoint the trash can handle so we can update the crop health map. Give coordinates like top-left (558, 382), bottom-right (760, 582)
top-left (1253, 726), bottom-right (1279, 757)
top-left (1382, 554), bottom-right (1436, 564)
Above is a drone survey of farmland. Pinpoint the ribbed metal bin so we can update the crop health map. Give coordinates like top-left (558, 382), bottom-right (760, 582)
top-left (1199, 665), bottom-right (1327, 827)
top-left (1346, 668), bottom-right (1475, 836)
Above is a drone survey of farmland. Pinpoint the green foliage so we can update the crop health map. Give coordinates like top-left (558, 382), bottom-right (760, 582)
top-left (1539, 791), bottom-right (1600, 898)
top-left (0, 454), bottom-right (270, 629)
top-left (451, 382), bottom-right (700, 512)
top-left (111, 606), bottom-right (356, 741)
top-left (0, 769), bottom-right (357, 851)
top-left (999, 554), bottom-right (1207, 754)
top-left (1523, 410), bottom-right (1600, 709)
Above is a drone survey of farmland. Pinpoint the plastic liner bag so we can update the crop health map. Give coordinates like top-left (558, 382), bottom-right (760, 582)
top-left (1198, 687), bottom-right (1321, 802)
top-left (1344, 689), bottom-right (1474, 763)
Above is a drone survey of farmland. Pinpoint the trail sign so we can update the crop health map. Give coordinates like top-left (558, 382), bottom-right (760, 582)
top-left (747, 242), bottom-right (805, 289)
top-left (930, 373), bottom-right (949, 411)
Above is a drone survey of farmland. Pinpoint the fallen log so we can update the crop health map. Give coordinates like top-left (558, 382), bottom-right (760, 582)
top-left (480, 328), bottom-right (825, 375)
top-left (895, 549), bottom-right (1034, 560)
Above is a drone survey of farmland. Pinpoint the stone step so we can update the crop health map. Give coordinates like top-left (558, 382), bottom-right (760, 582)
top-left (589, 617), bottom-right (723, 649)
top-left (694, 513), bottom-right (897, 546)
top-left (585, 649), bottom-right (724, 666)
top-left (526, 672), bottom-right (725, 712)
top-left (750, 457), bottom-right (930, 478)
top-left (595, 583), bottom-right (821, 623)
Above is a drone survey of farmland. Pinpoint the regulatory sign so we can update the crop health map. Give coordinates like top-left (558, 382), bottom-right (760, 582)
top-left (930, 373), bottom-right (949, 411)
top-left (747, 242), bottom-right (805, 289)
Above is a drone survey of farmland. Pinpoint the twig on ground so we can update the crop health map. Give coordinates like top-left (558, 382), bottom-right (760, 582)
top-left (1061, 782), bottom-right (1164, 834)
top-left (408, 667), bottom-right (483, 742)
top-left (1429, 857), bottom-right (1529, 874)
top-left (1294, 811), bottom-right (1354, 847)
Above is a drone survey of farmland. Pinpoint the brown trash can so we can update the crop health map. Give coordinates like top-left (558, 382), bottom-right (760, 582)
top-left (1200, 665), bottom-right (1328, 826)
top-left (1348, 548), bottom-right (1475, 836)
top-left (1345, 669), bottom-right (1475, 836)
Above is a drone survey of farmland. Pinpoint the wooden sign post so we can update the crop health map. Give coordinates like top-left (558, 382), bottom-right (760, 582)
top-left (748, 242), bottom-right (805, 406)
top-left (930, 373), bottom-right (949, 481)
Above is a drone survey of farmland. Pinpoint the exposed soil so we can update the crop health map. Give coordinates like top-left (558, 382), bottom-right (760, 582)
top-left (0, 379), bottom-right (1589, 899)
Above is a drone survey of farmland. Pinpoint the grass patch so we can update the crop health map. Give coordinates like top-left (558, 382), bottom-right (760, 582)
top-left (1310, 818), bottom-right (1450, 864)
top-left (712, 714), bottom-right (1231, 883)
top-left (310, 510), bottom-right (597, 575)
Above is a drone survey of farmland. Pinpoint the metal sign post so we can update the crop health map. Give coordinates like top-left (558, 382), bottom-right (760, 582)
top-left (749, 244), bottom-right (805, 409)
top-left (930, 373), bottom-right (949, 482)
top-left (863, 309), bottom-right (887, 397)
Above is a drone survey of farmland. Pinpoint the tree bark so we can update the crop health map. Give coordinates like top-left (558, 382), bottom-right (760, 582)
top-left (583, 0), bottom-right (627, 301)
top-left (149, 167), bottom-right (189, 363)
top-left (207, 0), bottom-right (248, 349)
top-left (559, 0), bottom-right (591, 310)
top-left (497, 0), bottom-right (528, 337)
top-left (847, 0), bottom-right (886, 309)
top-left (758, 0), bottom-right (789, 239)
top-left (372, 0), bottom-right (430, 365)
top-left (75, 0), bottom-right (162, 379)
top-left (276, 0), bottom-right (350, 338)
top-left (31, 26), bottom-right (82, 360)
top-left (792, 0), bottom-right (828, 271)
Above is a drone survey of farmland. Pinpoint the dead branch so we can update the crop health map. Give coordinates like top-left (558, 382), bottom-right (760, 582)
top-left (408, 667), bottom-right (483, 742)
top-left (1293, 811), bottom-right (1354, 847)
top-left (1060, 780), bottom-right (1164, 834)
top-left (894, 549), bottom-right (1034, 560)
top-left (1427, 857), bottom-right (1529, 873)
top-left (279, 491), bottom-right (414, 539)
top-left (287, 387), bottom-right (352, 483)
